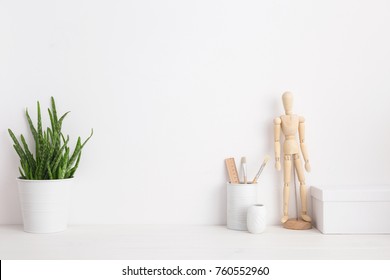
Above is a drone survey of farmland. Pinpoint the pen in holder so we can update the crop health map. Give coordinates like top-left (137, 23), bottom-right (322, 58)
top-left (227, 182), bottom-right (257, 231)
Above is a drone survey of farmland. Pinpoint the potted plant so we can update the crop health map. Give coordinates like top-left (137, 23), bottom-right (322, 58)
top-left (8, 97), bottom-right (92, 233)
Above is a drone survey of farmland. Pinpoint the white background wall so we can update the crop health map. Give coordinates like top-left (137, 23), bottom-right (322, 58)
top-left (1, 0), bottom-right (390, 225)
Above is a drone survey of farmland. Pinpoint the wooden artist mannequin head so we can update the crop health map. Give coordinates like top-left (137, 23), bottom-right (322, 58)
top-left (282, 91), bottom-right (293, 115)
top-left (274, 92), bottom-right (311, 224)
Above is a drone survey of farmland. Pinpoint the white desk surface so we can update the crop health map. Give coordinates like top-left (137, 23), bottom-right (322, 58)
top-left (0, 225), bottom-right (389, 260)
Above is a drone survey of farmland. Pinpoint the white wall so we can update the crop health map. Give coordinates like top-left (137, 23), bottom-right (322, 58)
top-left (1, 0), bottom-right (390, 225)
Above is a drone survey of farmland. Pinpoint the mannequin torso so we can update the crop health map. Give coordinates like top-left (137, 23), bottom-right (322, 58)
top-left (280, 114), bottom-right (300, 155)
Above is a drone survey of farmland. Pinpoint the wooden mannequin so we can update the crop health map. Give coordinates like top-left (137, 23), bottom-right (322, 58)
top-left (274, 92), bottom-right (312, 224)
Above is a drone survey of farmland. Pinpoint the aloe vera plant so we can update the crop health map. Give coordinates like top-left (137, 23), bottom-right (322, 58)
top-left (8, 97), bottom-right (93, 180)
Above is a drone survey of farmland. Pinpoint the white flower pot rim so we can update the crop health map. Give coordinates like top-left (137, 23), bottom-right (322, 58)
top-left (16, 177), bottom-right (74, 183)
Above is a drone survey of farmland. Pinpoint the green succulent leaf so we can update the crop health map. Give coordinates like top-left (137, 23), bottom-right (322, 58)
top-left (8, 97), bottom-right (92, 180)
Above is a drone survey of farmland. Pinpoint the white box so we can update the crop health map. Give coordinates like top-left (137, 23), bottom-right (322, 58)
top-left (311, 185), bottom-right (390, 234)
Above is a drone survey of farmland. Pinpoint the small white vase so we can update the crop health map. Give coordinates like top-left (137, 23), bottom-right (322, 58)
top-left (247, 204), bottom-right (266, 234)
top-left (17, 178), bottom-right (73, 233)
top-left (227, 183), bottom-right (257, 231)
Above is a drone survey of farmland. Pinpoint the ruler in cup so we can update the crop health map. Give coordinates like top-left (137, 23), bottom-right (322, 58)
top-left (225, 158), bottom-right (240, 184)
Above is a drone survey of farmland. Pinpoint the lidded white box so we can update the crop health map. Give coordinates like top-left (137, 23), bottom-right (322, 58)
top-left (311, 185), bottom-right (390, 234)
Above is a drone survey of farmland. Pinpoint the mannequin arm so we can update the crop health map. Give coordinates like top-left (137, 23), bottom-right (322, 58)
top-left (274, 117), bottom-right (281, 171)
top-left (299, 116), bottom-right (311, 172)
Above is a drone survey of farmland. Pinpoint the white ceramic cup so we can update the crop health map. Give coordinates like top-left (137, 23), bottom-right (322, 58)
top-left (247, 204), bottom-right (266, 234)
top-left (227, 182), bottom-right (257, 230)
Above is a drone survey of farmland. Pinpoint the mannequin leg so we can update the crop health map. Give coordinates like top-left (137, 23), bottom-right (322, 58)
top-left (293, 154), bottom-right (312, 222)
top-left (282, 155), bottom-right (292, 223)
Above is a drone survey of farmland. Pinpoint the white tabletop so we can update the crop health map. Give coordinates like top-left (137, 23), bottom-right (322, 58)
top-left (0, 225), bottom-right (389, 260)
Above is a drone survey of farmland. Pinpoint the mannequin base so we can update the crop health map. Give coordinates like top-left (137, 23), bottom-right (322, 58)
top-left (283, 219), bottom-right (312, 230)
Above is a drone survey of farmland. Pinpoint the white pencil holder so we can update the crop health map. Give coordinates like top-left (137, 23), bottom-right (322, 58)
top-left (227, 182), bottom-right (257, 231)
top-left (247, 204), bottom-right (266, 234)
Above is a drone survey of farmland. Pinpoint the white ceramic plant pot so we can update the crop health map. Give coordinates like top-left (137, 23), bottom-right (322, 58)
top-left (17, 178), bottom-right (73, 233)
top-left (227, 182), bottom-right (257, 231)
top-left (247, 204), bottom-right (266, 234)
